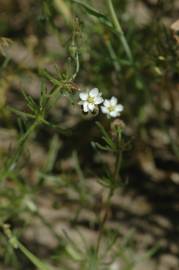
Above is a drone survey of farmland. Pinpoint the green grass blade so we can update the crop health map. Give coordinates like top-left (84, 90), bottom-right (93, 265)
top-left (70, 0), bottom-right (112, 28)
top-left (17, 241), bottom-right (52, 270)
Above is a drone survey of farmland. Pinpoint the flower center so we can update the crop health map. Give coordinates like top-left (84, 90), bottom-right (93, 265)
top-left (87, 96), bottom-right (95, 104)
top-left (108, 105), bottom-right (115, 112)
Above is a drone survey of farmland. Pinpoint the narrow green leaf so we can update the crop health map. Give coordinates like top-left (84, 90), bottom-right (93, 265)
top-left (70, 0), bottom-right (112, 28)
top-left (40, 69), bottom-right (61, 86)
top-left (17, 241), bottom-right (52, 270)
top-left (22, 90), bottom-right (37, 113)
top-left (91, 141), bottom-right (112, 152)
top-left (8, 107), bottom-right (35, 119)
top-left (96, 122), bottom-right (116, 150)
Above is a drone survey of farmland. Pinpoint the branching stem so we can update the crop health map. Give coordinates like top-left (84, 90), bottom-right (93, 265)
top-left (106, 0), bottom-right (133, 63)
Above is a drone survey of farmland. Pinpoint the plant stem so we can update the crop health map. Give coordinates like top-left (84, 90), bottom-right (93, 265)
top-left (96, 188), bottom-right (113, 255)
top-left (106, 0), bottom-right (133, 63)
top-left (96, 145), bottom-right (122, 256)
top-left (114, 144), bottom-right (122, 183)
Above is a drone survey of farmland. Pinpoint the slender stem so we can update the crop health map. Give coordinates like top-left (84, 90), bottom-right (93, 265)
top-left (96, 144), bottom-right (122, 255)
top-left (72, 52), bottom-right (80, 80)
top-left (105, 38), bottom-right (121, 72)
top-left (106, 0), bottom-right (133, 63)
top-left (96, 188), bottom-right (113, 254)
top-left (18, 120), bottom-right (38, 146)
top-left (114, 145), bottom-right (122, 184)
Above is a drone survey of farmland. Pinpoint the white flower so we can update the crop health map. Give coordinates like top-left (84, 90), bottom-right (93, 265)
top-left (101, 96), bottom-right (123, 118)
top-left (110, 261), bottom-right (121, 270)
top-left (79, 88), bottom-right (103, 113)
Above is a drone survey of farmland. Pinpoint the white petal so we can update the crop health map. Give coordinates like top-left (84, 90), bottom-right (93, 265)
top-left (111, 96), bottom-right (118, 106)
top-left (79, 92), bottom-right (88, 101)
top-left (78, 100), bottom-right (84, 105)
top-left (95, 96), bottom-right (104, 104)
top-left (103, 99), bottom-right (110, 107)
top-left (88, 103), bottom-right (95, 111)
top-left (90, 88), bottom-right (99, 97)
top-left (101, 106), bottom-right (108, 114)
top-left (110, 111), bottom-right (119, 117)
top-left (83, 102), bottom-right (89, 112)
top-left (116, 104), bottom-right (123, 112)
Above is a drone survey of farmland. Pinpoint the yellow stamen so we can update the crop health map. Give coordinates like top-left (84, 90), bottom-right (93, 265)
top-left (87, 96), bottom-right (95, 104)
top-left (108, 105), bottom-right (114, 112)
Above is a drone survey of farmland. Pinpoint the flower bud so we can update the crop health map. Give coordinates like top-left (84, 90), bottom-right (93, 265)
top-left (110, 119), bottom-right (125, 138)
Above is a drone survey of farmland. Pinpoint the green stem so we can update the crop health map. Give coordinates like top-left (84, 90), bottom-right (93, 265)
top-left (106, 0), bottom-right (133, 63)
top-left (114, 147), bottom-right (122, 184)
top-left (96, 188), bottom-right (113, 255)
top-left (71, 52), bottom-right (80, 81)
top-left (96, 146), bottom-right (122, 255)
top-left (105, 39), bottom-right (121, 72)
top-left (18, 120), bottom-right (38, 146)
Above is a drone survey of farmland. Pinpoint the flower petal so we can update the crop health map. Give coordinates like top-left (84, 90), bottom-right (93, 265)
top-left (101, 106), bottom-right (108, 114)
top-left (110, 111), bottom-right (119, 117)
top-left (116, 104), bottom-right (124, 112)
top-left (83, 102), bottom-right (89, 112)
top-left (79, 92), bottom-right (88, 101)
top-left (90, 88), bottom-right (99, 97)
top-left (78, 100), bottom-right (84, 105)
top-left (103, 99), bottom-right (110, 107)
top-left (88, 103), bottom-right (95, 111)
top-left (95, 96), bottom-right (104, 104)
top-left (111, 96), bottom-right (118, 106)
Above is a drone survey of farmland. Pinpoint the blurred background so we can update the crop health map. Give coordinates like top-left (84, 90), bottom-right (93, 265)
top-left (0, 0), bottom-right (179, 269)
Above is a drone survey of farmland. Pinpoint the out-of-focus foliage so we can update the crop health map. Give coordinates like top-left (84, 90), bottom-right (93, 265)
top-left (0, 0), bottom-right (179, 269)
